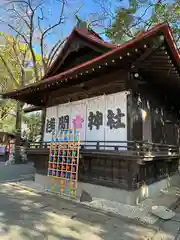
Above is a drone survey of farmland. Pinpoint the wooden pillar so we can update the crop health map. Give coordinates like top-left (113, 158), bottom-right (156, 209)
top-left (127, 72), bottom-right (133, 142)
top-left (15, 101), bottom-right (23, 163)
top-left (127, 91), bottom-right (133, 141)
top-left (40, 108), bottom-right (46, 147)
top-left (142, 100), bottom-right (152, 142)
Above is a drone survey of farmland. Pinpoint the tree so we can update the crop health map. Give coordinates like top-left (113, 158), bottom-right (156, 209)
top-left (0, 33), bottom-right (41, 134)
top-left (106, 7), bottom-right (137, 44)
top-left (22, 111), bottom-right (42, 141)
top-left (149, 1), bottom-right (180, 46)
top-left (0, 0), bottom-right (74, 162)
top-left (95, 0), bottom-right (180, 46)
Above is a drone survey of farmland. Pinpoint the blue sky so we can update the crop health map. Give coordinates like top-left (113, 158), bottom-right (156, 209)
top-left (0, 0), bottom-right (176, 48)
top-left (0, 0), bottom-right (156, 53)
top-left (38, 0), bottom-right (154, 47)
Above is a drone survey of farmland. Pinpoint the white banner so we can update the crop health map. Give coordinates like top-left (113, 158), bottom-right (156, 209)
top-left (57, 102), bottom-right (72, 131)
top-left (44, 106), bottom-right (58, 142)
top-left (44, 92), bottom-right (127, 148)
top-left (85, 96), bottom-right (105, 147)
top-left (105, 92), bottom-right (127, 150)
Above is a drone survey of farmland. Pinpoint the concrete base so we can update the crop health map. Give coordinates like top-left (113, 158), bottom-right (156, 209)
top-left (35, 173), bottom-right (180, 205)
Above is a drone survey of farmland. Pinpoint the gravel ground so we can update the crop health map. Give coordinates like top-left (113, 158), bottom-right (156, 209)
top-left (16, 181), bottom-right (158, 224)
top-left (82, 198), bottom-right (158, 224)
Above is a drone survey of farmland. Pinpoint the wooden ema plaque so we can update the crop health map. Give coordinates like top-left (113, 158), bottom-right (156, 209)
top-left (47, 129), bottom-right (80, 199)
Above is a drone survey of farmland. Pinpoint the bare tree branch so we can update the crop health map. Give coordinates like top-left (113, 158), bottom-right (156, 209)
top-left (11, 36), bottom-right (29, 87)
top-left (1, 0), bottom-right (44, 82)
top-left (47, 37), bottom-right (67, 68)
top-left (87, 15), bottom-right (107, 29)
top-left (38, 0), bottom-right (65, 72)
top-left (37, 8), bottom-right (47, 72)
top-left (7, 3), bottom-right (31, 29)
top-left (27, 2), bottom-right (39, 81)
top-left (1, 0), bottom-right (82, 83)
top-left (8, 21), bottom-right (39, 81)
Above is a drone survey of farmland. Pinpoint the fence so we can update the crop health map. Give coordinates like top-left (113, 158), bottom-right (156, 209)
top-left (27, 140), bottom-right (179, 157)
top-left (27, 140), bottom-right (180, 191)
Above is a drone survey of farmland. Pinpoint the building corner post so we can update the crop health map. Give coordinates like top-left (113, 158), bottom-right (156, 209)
top-left (40, 108), bottom-right (46, 147)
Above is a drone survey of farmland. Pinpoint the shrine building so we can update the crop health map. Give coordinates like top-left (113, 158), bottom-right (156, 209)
top-left (3, 22), bottom-right (180, 204)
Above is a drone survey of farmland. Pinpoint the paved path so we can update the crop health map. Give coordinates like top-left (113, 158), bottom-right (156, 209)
top-left (153, 205), bottom-right (180, 240)
top-left (0, 163), bottom-right (34, 182)
top-left (0, 183), bottom-right (179, 240)
top-left (0, 183), bottom-right (156, 240)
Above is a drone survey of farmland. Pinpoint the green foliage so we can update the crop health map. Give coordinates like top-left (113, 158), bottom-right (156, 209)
top-left (22, 112), bottom-right (42, 141)
top-left (0, 33), bottom-right (42, 90)
top-left (106, 0), bottom-right (180, 46)
top-left (149, 2), bottom-right (180, 46)
top-left (0, 33), bottom-right (42, 132)
top-left (106, 7), bottom-right (137, 44)
top-left (0, 114), bottom-right (16, 133)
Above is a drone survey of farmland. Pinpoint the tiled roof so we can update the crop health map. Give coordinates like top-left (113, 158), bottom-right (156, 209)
top-left (34, 23), bottom-right (180, 85)
top-left (3, 22), bottom-right (180, 100)
top-left (43, 27), bottom-right (116, 79)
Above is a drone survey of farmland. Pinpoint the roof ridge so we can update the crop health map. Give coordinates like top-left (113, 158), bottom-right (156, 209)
top-left (75, 28), bottom-right (117, 48)
top-left (75, 27), bottom-right (103, 40)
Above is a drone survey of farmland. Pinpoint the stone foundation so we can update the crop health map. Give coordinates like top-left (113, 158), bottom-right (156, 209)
top-left (35, 172), bottom-right (180, 205)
